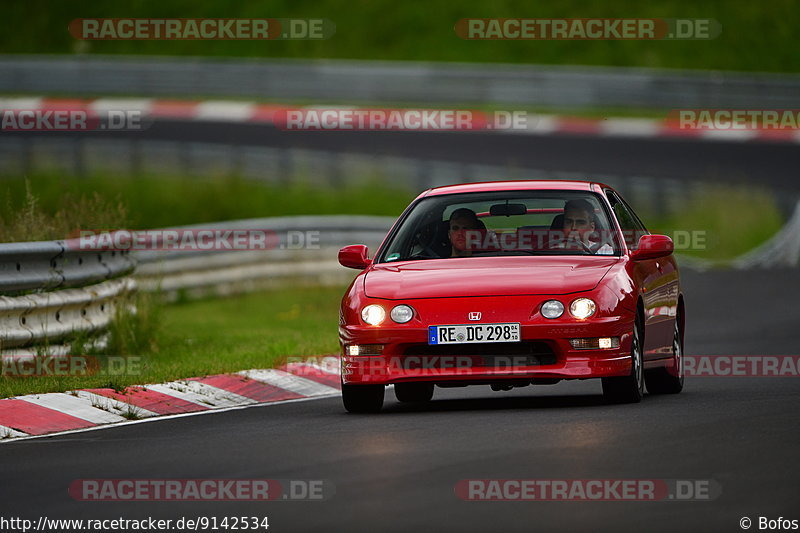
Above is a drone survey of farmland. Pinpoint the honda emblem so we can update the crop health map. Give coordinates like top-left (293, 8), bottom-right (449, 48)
top-left (468, 312), bottom-right (481, 321)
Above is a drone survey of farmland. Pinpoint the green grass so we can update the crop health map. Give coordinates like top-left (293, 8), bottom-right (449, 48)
top-left (0, 174), bottom-right (416, 241)
top-left (0, 178), bottom-right (129, 243)
top-left (648, 185), bottom-right (784, 260)
top-left (0, 285), bottom-right (346, 399)
top-left (1, 0), bottom-right (797, 73)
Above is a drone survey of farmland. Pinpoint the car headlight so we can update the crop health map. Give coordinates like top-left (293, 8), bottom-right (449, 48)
top-left (540, 300), bottom-right (564, 319)
top-left (390, 304), bottom-right (414, 323)
top-left (569, 298), bottom-right (596, 319)
top-left (361, 304), bottom-right (386, 326)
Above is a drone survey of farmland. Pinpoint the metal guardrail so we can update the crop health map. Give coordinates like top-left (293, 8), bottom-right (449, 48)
top-left (2, 55), bottom-right (800, 109)
top-left (0, 240), bottom-right (136, 355)
top-left (0, 277), bottom-right (135, 354)
top-left (0, 241), bottom-right (135, 294)
top-left (134, 216), bottom-right (393, 300)
top-left (134, 215), bottom-right (393, 264)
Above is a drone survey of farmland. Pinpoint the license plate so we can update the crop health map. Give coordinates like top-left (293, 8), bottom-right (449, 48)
top-left (428, 323), bottom-right (521, 345)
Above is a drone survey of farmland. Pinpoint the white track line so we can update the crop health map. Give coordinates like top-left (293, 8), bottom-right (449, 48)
top-left (90, 98), bottom-right (154, 114)
top-left (147, 380), bottom-right (257, 408)
top-left (239, 369), bottom-right (340, 396)
top-left (195, 101), bottom-right (256, 122)
top-left (601, 119), bottom-right (661, 137)
top-left (0, 97), bottom-right (43, 110)
top-left (19, 393), bottom-right (127, 424)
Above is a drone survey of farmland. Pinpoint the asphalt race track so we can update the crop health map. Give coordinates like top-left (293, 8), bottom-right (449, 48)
top-left (2, 268), bottom-right (798, 533)
top-left (9, 120), bottom-right (800, 190)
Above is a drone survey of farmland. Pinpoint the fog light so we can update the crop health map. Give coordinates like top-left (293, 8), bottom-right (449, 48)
top-left (346, 344), bottom-right (384, 356)
top-left (569, 337), bottom-right (620, 350)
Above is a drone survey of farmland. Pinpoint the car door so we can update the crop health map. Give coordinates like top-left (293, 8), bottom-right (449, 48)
top-left (605, 190), bottom-right (673, 359)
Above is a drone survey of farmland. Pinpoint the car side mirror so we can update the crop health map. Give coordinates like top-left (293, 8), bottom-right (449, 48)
top-left (338, 244), bottom-right (371, 269)
top-left (630, 234), bottom-right (674, 261)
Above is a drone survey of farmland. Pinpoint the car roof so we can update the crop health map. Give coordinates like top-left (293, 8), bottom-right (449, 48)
top-left (422, 180), bottom-right (611, 197)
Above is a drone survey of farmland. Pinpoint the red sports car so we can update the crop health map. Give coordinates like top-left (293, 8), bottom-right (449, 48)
top-left (338, 180), bottom-right (684, 412)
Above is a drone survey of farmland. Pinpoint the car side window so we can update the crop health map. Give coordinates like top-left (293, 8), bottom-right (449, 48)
top-left (605, 191), bottom-right (647, 250)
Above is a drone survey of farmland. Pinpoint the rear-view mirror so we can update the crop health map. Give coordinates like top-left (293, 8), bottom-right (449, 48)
top-left (489, 203), bottom-right (527, 216)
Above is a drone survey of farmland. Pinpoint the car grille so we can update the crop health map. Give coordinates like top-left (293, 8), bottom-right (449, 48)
top-left (400, 341), bottom-right (556, 369)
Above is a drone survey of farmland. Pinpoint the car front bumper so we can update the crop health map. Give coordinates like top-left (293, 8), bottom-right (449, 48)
top-left (340, 316), bottom-right (634, 385)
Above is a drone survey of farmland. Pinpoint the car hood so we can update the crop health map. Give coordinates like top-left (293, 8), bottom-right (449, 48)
top-left (364, 256), bottom-right (618, 299)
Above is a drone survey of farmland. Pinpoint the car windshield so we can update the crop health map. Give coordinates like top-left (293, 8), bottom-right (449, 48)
top-left (377, 190), bottom-right (622, 262)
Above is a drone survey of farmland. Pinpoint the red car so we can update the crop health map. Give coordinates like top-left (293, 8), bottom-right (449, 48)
top-left (338, 180), bottom-right (684, 413)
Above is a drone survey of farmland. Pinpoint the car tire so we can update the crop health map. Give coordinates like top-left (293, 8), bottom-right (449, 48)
top-left (645, 315), bottom-right (685, 394)
top-left (342, 382), bottom-right (385, 413)
top-left (602, 312), bottom-right (645, 404)
top-left (394, 382), bottom-right (434, 403)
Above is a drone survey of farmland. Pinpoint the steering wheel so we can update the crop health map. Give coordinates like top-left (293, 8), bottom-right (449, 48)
top-left (413, 223), bottom-right (448, 258)
top-left (576, 239), bottom-right (594, 254)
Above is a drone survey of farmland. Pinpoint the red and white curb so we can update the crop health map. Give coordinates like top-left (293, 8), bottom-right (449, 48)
top-left (1, 96), bottom-right (799, 144)
top-left (0, 356), bottom-right (341, 442)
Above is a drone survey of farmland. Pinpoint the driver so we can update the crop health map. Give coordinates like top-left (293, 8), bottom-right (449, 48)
top-left (561, 199), bottom-right (613, 255)
top-left (448, 208), bottom-right (484, 257)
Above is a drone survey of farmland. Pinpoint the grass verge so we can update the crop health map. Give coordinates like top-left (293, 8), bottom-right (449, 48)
top-left (649, 184), bottom-right (784, 260)
top-left (0, 174), bottom-right (415, 241)
top-left (0, 284), bottom-right (346, 399)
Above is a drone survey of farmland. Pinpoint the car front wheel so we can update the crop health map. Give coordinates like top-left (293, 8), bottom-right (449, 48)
top-left (602, 313), bottom-right (645, 404)
top-left (342, 382), bottom-right (385, 413)
top-left (645, 315), bottom-right (685, 394)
